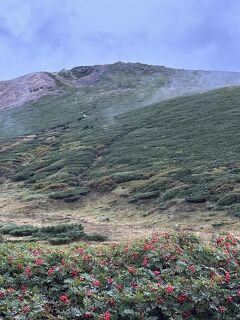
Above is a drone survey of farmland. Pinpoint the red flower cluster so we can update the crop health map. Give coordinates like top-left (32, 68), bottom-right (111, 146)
top-left (108, 298), bottom-right (115, 307)
top-left (93, 279), bottom-right (101, 287)
top-left (143, 243), bottom-right (153, 251)
top-left (218, 306), bottom-right (225, 313)
top-left (22, 306), bottom-right (30, 314)
top-left (166, 285), bottom-right (174, 294)
top-left (35, 258), bottom-right (45, 266)
top-left (188, 265), bottom-right (196, 273)
top-left (70, 269), bottom-right (78, 278)
top-left (177, 293), bottom-right (188, 304)
top-left (116, 284), bottom-right (124, 291)
top-left (128, 266), bottom-right (137, 274)
top-left (226, 296), bottom-right (233, 303)
top-left (157, 297), bottom-right (164, 304)
top-left (103, 311), bottom-right (111, 320)
top-left (25, 266), bottom-right (32, 277)
top-left (225, 271), bottom-right (230, 283)
top-left (143, 256), bottom-right (149, 267)
top-left (59, 294), bottom-right (70, 304)
top-left (48, 267), bottom-right (55, 276)
top-left (107, 277), bottom-right (113, 284)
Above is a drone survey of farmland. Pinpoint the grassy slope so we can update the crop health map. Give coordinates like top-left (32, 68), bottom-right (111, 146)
top-left (1, 84), bottom-right (240, 219)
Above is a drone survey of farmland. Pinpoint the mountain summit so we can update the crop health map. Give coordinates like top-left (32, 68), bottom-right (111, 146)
top-left (2, 62), bottom-right (240, 110)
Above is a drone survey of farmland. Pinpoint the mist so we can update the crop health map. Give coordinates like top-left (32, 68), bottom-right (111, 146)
top-left (104, 67), bottom-right (240, 123)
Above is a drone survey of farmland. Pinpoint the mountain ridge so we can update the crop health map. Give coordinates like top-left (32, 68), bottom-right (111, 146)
top-left (2, 61), bottom-right (240, 111)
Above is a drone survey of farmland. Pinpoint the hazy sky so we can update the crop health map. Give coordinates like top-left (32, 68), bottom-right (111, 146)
top-left (1, 0), bottom-right (240, 80)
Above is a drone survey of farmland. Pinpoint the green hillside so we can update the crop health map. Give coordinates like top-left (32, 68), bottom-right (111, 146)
top-left (1, 83), bottom-right (240, 218)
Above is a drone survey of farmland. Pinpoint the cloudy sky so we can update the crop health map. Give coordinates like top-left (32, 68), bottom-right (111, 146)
top-left (0, 0), bottom-right (239, 79)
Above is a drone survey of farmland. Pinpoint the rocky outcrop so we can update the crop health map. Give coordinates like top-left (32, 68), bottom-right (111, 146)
top-left (0, 72), bottom-right (60, 110)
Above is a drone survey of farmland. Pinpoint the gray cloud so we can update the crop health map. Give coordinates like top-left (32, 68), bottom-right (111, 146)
top-left (0, 0), bottom-right (240, 79)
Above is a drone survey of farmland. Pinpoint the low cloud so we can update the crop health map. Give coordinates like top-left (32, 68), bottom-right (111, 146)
top-left (0, 0), bottom-right (240, 79)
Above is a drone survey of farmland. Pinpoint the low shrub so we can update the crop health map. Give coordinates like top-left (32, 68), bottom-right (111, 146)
top-left (132, 176), bottom-right (173, 193)
top-left (63, 195), bottom-right (81, 202)
top-left (217, 193), bottom-right (240, 206)
top-left (185, 193), bottom-right (207, 203)
top-left (0, 165), bottom-right (14, 177)
top-left (129, 191), bottom-right (159, 203)
top-left (229, 204), bottom-right (240, 218)
top-left (162, 186), bottom-right (187, 201)
top-left (12, 169), bottom-right (34, 181)
top-left (9, 226), bottom-right (39, 237)
top-left (90, 176), bottom-right (117, 192)
top-left (111, 171), bottom-right (146, 183)
top-left (172, 168), bottom-right (192, 180)
top-left (0, 223), bottom-right (106, 245)
top-left (48, 187), bottom-right (90, 201)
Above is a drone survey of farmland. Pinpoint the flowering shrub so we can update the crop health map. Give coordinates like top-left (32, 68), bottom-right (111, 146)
top-left (0, 233), bottom-right (240, 319)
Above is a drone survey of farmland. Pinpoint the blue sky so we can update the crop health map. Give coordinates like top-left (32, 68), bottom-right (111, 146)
top-left (1, 0), bottom-right (240, 80)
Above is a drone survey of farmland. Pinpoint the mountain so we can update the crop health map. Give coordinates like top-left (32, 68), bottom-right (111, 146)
top-left (2, 61), bottom-right (240, 111)
top-left (1, 62), bottom-right (240, 234)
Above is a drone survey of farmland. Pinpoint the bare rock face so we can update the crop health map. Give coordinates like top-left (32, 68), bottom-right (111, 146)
top-left (58, 64), bottom-right (109, 86)
top-left (0, 72), bottom-right (59, 110)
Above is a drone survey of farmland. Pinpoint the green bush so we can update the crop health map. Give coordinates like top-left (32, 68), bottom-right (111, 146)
top-left (218, 193), bottom-right (240, 206)
top-left (0, 224), bottom-right (20, 234)
top-left (185, 194), bottom-right (207, 203)
top-left (162, 186), bottom-right (187, 201)
top-left (111, 171), bottom-right (145, 183)
top-left (0, 165), bottom-right (14, 177)
top-left (12, 169), bottom-right (34, 181)
top-left (172, 168), bottom-right (192, 180)
top-left (129, 191), bottom-right (159, 203)
top-left (48, 187), bottom-right (90, 201)
top-left (0, 223), bottom-right (107, 245)
top-left (39, 224), bottom-right (84, 235)
top-left (9, 226), bottom-right (39, 236)
top-left (63, 195), bottom-right (81, 202)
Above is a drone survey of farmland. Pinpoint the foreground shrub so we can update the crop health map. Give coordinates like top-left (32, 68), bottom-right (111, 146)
top-left (0, 233), bottom-right (240, 319)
